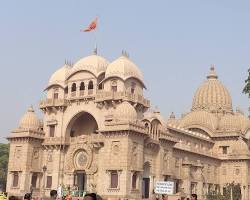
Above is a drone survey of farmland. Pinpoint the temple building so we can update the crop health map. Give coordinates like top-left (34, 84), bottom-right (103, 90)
top-left (6, 50), bottom-right (250, 200)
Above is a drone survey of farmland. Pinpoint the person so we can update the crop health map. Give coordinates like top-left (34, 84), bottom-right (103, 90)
top-left (191, 194), bottom-right (197, 200)
top-left (151, 190), bottom-right (159, 200)
top-left (65, 193), bottom-right (72, 200)
top-left (50, 190), bottom-right (57, 200)
top-left (83, 193), bottom-right (97, 200)
top-left (8, 196), bottom-right (17, 200)
top-left (186, 198), bottom-right (190, 200)
top-left (57, 184), bottom-right (62, 199)
top-left (162, 194), bottom-right (168, 200)
top-left (24, 193), bottom-right (32, 200)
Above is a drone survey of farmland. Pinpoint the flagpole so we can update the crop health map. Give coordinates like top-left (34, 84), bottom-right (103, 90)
top-left (93, 16), bottom-right (98, 54)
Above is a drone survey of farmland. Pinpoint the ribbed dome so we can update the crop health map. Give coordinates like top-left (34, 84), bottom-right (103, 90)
top-left (144, 109), bottom-right (166, 126)
top-left (219, 113), bottom-right (250, 133)
top-left (69, 54), bottom-right (109, 78)
top-left (105, 55), bottom-right (145, 87)
top-left (19, 106), bottom-right (41, 130)
top-left (114, 101), bottom-right (137, 121)
top-left (192, 67), bottom-right (232, 113)
top-left (48, 64), bottom-right (70, 86)
top-left (179, 110), bottom-right (218, 133)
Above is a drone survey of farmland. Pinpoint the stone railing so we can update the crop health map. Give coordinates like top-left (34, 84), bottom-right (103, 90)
top-left (39, 98), bottom-right (68, 109)
top-left (42, 137), bottom-right (69, 146)
top-left (95, 91), bottom-right (150, 107)
top-left (174, 143), bottom-right (217, 158)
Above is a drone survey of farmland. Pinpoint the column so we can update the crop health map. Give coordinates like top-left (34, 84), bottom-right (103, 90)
top-left (196, 163), bottom-right (203, 200)
top-left (182, 157), bottom-right (192, 198)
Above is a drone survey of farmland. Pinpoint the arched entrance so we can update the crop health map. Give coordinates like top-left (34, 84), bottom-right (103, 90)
top-left (142, 162), bottom-right (151, 199)
top-left (66, 112), bottom-right (98, 137)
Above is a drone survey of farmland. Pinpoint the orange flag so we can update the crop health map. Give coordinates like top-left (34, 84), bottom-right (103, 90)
top-left (80, 18), bottom-right (97, 32)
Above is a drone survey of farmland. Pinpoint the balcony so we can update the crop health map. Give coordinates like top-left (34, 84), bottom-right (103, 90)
top-left (42, 137), bottom-right (69, 146)
top-left (39, 98), bottom-right (68, 109)
top-left (95, 91), bottom-right (150, 108)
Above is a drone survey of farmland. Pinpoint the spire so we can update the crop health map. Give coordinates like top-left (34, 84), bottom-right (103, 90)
top-left (28, 105), bottom-right (34, 112)
top-left (121, 50), bottom-right (129, 58)
top-left (207, 64), bottom-right (218, 79)
top-left (169, 112), bottom-right (175, 119)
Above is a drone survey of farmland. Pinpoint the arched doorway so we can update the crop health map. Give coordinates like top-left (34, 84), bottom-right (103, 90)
top-left (66, 112), bottom-right (98, 137)
top-left (142, 162), bottom-right (151, 199)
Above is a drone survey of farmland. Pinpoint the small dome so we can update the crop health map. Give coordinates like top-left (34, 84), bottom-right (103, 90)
top-left (19, 106), bottom-right (41, 130)
top-left (219, 113), bottom-right (250, 133)
top-left (114, 101), bottom-right (137, 121)
top-left (48, 64), bottom-right (70, 87)
top-left (192, 67), bottom-right (233, 113)
top-left (144, 109), bottom-right (166, 126)
top-left (105, 54), bottom-right (145, 87)
top-left (69, 54), bottom-right (109, 78)
top-left (179, 110), bottom-right (218, 133)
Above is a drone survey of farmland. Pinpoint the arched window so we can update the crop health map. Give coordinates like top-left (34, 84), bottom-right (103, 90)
top-left (145, 123), bottom-right (149, 133)
top-left (71, 83), bottom-right (76, 92)
top-left (132, 172), bottom-right (137, 189)
top-left (131, 82), bottom-right (136, 94)
top-left (111, 80), bottom-right (117, 92)
top-left (71, 83), bottom-right (76, 97)
top-left (53, 87), bottom-right (59, 99)
top-left (80, 82), bottom-right (85, 96)
top-left (88, 81), bottom-right (94, 95)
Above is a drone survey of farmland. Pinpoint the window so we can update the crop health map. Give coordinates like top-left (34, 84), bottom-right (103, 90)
top-left (65, 86), bottom-right (68, 95)
top-left (71, 83), bottom-right (76, 92)
top-left (46, 176), bottom-right (52, 188)
top-left (80, 82), bottom-right (85, 96)
top-left (53, 93), bottom-right (58, 99)
top-left (49, 125), bottom-right (55, 137)
top-left (132, 172), bottom-right (137, 189)
top-left (111, 80), bottom-right (117, 92)
top-left (131, 82), bottom-right (136, 94)
top-left (110, 171), bottom-right (118, 188)
top-left (12, 172), bottom-right (19, 187)
top-left (88, 81), bottom-right (94, 90)
top-left (221, 146), bottom-right (228, 154)
top-left (53, 88), bottom-right (59, 99)
top-left (31, 173), bottom-right (38, 188)
top-left (88, 81), bottom-right (94, 95)
top-left (111, 85), bottom-right (117, 92)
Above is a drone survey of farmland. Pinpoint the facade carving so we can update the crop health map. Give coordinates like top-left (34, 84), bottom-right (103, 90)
top-left (6, 51), bottom-right (250, 200)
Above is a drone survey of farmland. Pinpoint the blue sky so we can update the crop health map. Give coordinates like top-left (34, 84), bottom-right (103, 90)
top-left (1, 0), bottom-right (250, 142)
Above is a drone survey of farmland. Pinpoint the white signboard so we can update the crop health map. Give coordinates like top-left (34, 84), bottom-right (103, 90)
top-left (155, 181), bottom-right (175, 194)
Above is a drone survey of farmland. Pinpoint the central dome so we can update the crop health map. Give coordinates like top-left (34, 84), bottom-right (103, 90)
top-left (192, 67), bottom-right (232, 113)
top-left (69, 54), bottom-right (109, 78)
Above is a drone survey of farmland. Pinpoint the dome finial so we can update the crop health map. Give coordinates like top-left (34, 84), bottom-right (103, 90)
top-left (28, 105), bottom-right (34, 112)
top-left (122, 50), bottom-right (129, 58)
top-left (207, 64), bottom-right (218, 79)
top-left (170, 112), bottom-right (175, 119)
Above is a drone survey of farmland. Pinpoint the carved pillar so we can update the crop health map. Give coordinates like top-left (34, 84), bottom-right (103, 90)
top-left (195, 161), bottom-right (204, 200)
top-left (182, 157), bottom-right (192, 198)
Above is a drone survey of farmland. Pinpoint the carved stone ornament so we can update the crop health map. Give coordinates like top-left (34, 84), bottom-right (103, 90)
top-left (66, 143), bottom-right (93, 172)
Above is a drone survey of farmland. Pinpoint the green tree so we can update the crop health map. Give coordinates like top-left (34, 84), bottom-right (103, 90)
top-left (0, 143), bottom-right (9, 191)
top-left (206, 182), bottom-right (242, 200)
